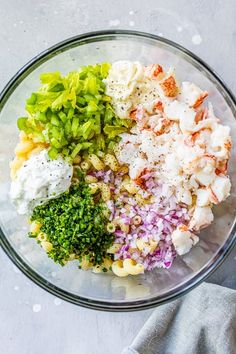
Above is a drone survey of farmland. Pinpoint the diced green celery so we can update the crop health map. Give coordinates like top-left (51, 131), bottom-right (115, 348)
top-left (77, 97), bottom-right (86, 105)
top-left (64, 120), bottom-right (71, 136)
top-left (71, 116), bottom-right (79, 137)
top-left (93, 123), bottom-right (101, 135)
top-left (17, 117), bottom-right (28, 131)
top-left (17, 62), bottom-right (127, 160)
top-left (85, 76), bottom-right (97, 95)
top-left (46, 109), bottom-right (53, 120)
top-left (102, 95), bottom-right (111, 102)
top-left (95, 94), bottom-right (102, 101)
top-left (81, 142), bottom-right (93, 150)
top-left (84, 94), bottom-right (94, 103)
top-left (114, 117), bottom-right (133, 128)
top-left (62, 148), bottom-right (69, 156)
top-left (48, 147), bottom-right (59, 159)
top-left (32, 132), bottom-right (45, 143)
top-left (71, 143), bottom-right (82, 159)
top-left (50, 126), bottom-right (61, 140)
top-left (51, 113), bottom-right (60, 126)
top-left (80, 120), bottom-right (93, 139)
top-left (100, 62), bottom-right (111, 78)
top-left (103, 125), bottom-right (127, 138)
top-left (104, 107), bottom-right (114, 123)
top-left (86, 101), bottom-right (98, 113)
top-left (51, 137), bottom-right (61, 149)
top-left (40, 72), bottom-right (61, 84)
top-left (60, 136), bottom-right (68, 147)
top-left (107, 140), bottom-right (117, 150)
top-left (87, 131), bottom-right (95, 140)
top-left (58, 111), bottom-right (67, 123)
top-left (67, 107), bottom-right (74, 120)
top-left (36, 112), bottom-right (47, 122)
top-left (48, 83), bottom-right (64, 92)
top-left (26, 93), bottom-right (37, 105)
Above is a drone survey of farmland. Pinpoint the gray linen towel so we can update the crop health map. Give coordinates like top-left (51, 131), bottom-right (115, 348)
top-left (122, 283), bottom-right (236, 354)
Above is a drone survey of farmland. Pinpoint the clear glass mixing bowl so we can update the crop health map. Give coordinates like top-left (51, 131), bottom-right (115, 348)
top-left (0, 30), bottom-right (235, 311)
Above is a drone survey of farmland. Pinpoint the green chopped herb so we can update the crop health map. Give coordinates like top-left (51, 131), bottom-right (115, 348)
top-left (29, 179), bottom-right (114, 266)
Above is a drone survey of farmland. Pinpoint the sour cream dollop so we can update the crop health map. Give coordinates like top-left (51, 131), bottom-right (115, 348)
top-left (10, 150), bottom-right (73, 215)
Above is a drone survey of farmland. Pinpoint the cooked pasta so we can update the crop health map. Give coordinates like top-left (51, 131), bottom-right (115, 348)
top-left (41, 240), bottom-right (53, 253)
top-left (123, 259), bottom-right (144, 275)
top-left (85, 175), bottom-right (98, 184)
top-left (88, 183), bottom-right (99, 194)
top-left (30, 221), bottom-right (41, 235)
top-left (112, 260), bottom-right (129, 277)
top-left (101, 182), bottom-right (111, 201)
top-left (104, 154), bottom-right (119, 171)
top-left (88, 154), bottom-right (105, 170)
top-left (73, 155), bottom-right (81, 164)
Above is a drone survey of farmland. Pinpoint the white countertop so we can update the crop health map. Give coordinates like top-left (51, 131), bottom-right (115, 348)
top-left (0, 1), bottom-right (235, 353)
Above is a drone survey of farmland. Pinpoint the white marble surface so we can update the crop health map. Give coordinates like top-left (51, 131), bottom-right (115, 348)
top-left (0, 1), bottom-right (236, 353)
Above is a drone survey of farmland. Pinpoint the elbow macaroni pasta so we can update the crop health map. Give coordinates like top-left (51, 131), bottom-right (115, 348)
top-left (73, 155), bottom-right (81, 164)
top-left (104, 154), bottom-right (119, 171)
top-left (123, 180), bottom-right (138, 194)
top-left (112, 259), bottom-right (144, 277)
top-left (10, 158), bottom-right (25, 180)
top-left (15, 140), bottom-right (35, 157)
top-left (123, 259), bottom-right (144, 275)
top-left (80, 161), bottom-right (91, 171)
top-left (136, 239), bottom-right (158, 253)
top-left (118, 165), bottom-right (129, 175)
top-left (107, 243), bottom-right (121, 254)
top-left (134, 194), bottom-right (147, 205)
top-left (101, 182), bottom-right (111, 201)
top-left (37, 232), bottom-right (47, 242)
top-left (112, 260), bottom-right (129, 277)
top-left (10, 133), bottom-right (47, 180)
top-left (80, 256), bottom-right (93, 270)
top-left (88, 154), bottom-right (105, 170)
top-left (88, 183), bottom-right (99, 194)
top-left (41, 240), bottom-right (53, 253)
top-left (69, 253), bottom-right (76, 260)
top-left (92, 258), bottom-right (113, 273)
top-left (114, 218), bottom-right (130, 233)
top-left (85, 175), bottom-right (98, 184)
top-left (30, 221), bottom-right (42, 235)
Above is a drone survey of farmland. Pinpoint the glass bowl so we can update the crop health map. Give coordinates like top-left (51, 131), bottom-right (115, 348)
top-left (0, 30), bottom-right (235, 311)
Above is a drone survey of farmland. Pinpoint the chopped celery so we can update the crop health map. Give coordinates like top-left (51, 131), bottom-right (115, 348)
top-left (26, 93), bottom-right (37, 105)
top-left (48, 147), bottom-right (58, 159)
top-left (71, 116), bottom-right (79, 137)
top-left (67, 108), bottom-right (74, 120)
top-left (36, 112), bottom-right (47, 123)
top-left (71, 143), bottom-right (82, 159)
top-left (51, 113), bottom-right (60, 126)
top-left (64, 120), bottom-right (71, 137)
top-left (51, 137), bottom-right (61, 149)
top-left (17, 62), bottom-right (132, 160)
top-left (103, 125), bottom-right (127, 138)
top-left (58, 111), bottom-right (67, 123)
top-left (32, 132), bottom-right (45, 143)
top-left (17, 117), bottom-right (28, 131)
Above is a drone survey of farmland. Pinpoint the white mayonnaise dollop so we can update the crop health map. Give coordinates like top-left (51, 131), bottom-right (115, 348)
top-left (10, 150), bottom-right (73, 215)
top-left (104, 60), bottom-right (165, 118)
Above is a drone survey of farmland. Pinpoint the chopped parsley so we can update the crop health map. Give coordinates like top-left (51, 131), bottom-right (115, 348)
top-left (29, 180), bottom-right (114, 266)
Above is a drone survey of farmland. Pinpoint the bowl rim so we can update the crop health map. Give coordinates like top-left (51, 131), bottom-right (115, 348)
top-left (0, 29), bottom-right (235, 311)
